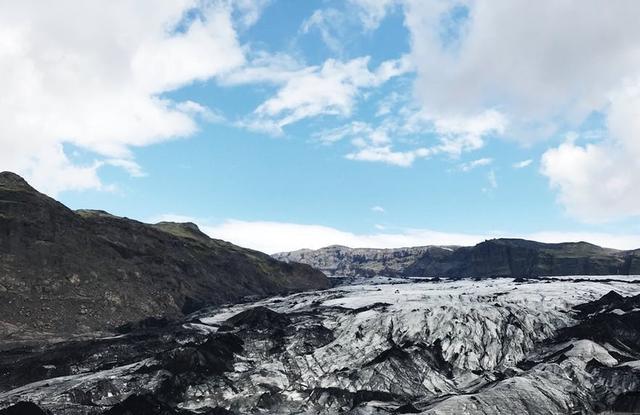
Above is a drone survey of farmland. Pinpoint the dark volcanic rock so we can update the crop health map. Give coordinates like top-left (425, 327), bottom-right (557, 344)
top-left (159, 333), bottom-right (243, 376)
top-left (0, 172), bottom-right (329, 339)
top-left (102, 394), bottom-right (179, 415)
top-left (612, 391), bottom-right (640, 413)
top-left (222, 306), bottom-right (291, 330)
top-left (572, 290), bottom-right (640, 318)
top-left (0, 402), bottom-right (50, 415)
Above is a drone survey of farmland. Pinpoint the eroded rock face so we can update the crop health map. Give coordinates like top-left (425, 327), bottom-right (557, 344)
top-left (273, 245), bottom-right (451, 278)
top-left (2, 277), bottom-right (640, 414)
top-left (0, 171), bottom-right (329, 339)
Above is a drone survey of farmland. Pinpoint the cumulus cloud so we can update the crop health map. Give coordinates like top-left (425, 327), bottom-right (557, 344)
top-left (371, 206), bottom-right (385, 213)
top-left (398, 0), bottom-right (640, 221)
top-left (0, 0), bottom-right (244, 195)
top-left (541, 83), bottom-right (640, 222)
top-left (149, 214), bottom-right (640, 253)
top-left (404, 0), bottom-right (640, 129)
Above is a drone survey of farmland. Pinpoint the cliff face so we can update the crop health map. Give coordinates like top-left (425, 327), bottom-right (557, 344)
top-left (407, 239), bottom-right (639, 277)
top-left (276, 239), bottom-right (640, 278)
top-left (273, 245), bottom-right (456, 278)
top-left (0, 172), bottom-right (329, 339)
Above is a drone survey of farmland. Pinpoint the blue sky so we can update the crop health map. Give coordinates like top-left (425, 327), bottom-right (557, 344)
top-left (3, 1), bottom-right (640, 252)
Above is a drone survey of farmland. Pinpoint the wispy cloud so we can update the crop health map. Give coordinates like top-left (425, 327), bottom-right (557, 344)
top-left (300, 8), bottom-right (346, 54)
top-left (315, 103), bottom-right (505, 168)
top-left (346, 144), bottom-right (431, 167)
top-left (371, 205), bottom-right (385, 213)
top-left (482, 170), bottom-right (498, 193)
top-left (240, 56), bottom-right (412, 135)
top-left (459, 158), bottom-right (493, 172)
top-left (513, 159), bottom-right (533, 169)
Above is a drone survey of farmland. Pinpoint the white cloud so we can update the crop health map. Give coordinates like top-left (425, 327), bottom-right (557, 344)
top-left (371, 206), bottom-right (385, 213)
top-left (541, 84), bottom-right (640, 222)
top-left (203, 219), bottom-right (489, 253)
top-left (399, 0), bottom-right (640, 221)
top-left (319, 106), bottom-right (504, 167)
top-left (403, 0), bottom-right (640, 132)
top-left (432, 110), bottom-right (507, 156)
top-left (220, 52), bottom-right (309, 86)
top-left (375, 92), bottom-right (402, 117)
top-left (315, 121), bottom-right (380, 145)
top-left (149, 214), bottom-right (640, 253)
top-left (316, 118), bottom-right (435, 167)
top-left (513, 159), bottom-right (533, 169)
top-left (174, 100), bottom-right (226, 123)
top-left (346, 145), bottom-right (431, 167)
top-left (348, 0), bottom-right (398, 30)
top-left (233, 0), bottom-right (272, 29)
top-left (103, 159), bottom-right (146, 178)
top-left (486, 170), bottom-right (498, 190)
top-left (0, 0), bottom-right (245, 195)
top-left (300, 8), bottom-right (346, 54)
top-left (459, 158), bottom-right (492, 172)
top-left (244, 56), bottom-right (412, 134)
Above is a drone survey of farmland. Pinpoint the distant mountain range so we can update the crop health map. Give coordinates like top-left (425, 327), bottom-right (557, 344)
top-left (0, 172), bottom-right (328, 341)
top-left (274, 239), bottom-right (640, 278)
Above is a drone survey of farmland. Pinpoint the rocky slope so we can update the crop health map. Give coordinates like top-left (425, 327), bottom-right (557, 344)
top-left (2, 276), bottom-right (640, 414)
top-left (275, 239), bottom-right (640, 278)
top-left (0, 172), bottom-right (329, 340)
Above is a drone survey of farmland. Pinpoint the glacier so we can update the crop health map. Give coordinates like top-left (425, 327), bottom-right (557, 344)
top-left (2, 276), bottom-right (640, 414)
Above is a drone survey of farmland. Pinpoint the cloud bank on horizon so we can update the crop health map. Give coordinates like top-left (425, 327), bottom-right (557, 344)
top-left (150, 214), bottom-right (640, 254)
top-left (2, 0), bottom-right (640, 251)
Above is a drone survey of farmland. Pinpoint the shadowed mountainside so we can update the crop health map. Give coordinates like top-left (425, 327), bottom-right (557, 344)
top-left (0, 172), bottom-right (329, 340)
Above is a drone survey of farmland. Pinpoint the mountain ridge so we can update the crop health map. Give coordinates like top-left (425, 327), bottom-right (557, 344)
top-left (274, 238), bottom-right (640, 278)
top-left (0, 172), bottom-right (329, 341)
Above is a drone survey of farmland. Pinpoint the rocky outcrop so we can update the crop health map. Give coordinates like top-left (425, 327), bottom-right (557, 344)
top-left (0, 172), bottom-right (329, 340)
top-left (275, 238), bottom-right (640, 278)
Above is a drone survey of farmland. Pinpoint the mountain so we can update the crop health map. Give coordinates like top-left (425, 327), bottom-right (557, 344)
top-left (3, 277), bottom-right (640, 414)
top-left (275, 239), bottom-right (640, 278)
top-left (273, 245), bottom-right (456, 279)
top-left (0, 172), bottom-right (329, 340)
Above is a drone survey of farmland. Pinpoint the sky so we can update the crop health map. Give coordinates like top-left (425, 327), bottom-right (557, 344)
top-left (3, 0), bottom-right (640, 253)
